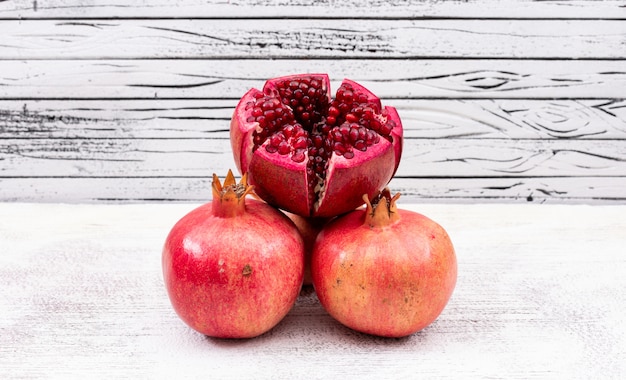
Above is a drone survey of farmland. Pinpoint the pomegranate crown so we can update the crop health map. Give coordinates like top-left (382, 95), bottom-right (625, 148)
top-left (211, 170), bottom-right (256, 217)
top-left (363, 188), bottom-right (401, 228)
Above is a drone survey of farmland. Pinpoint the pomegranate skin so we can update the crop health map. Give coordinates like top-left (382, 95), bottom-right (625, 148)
top-left (285, 212), bottom-right (330, 286)
top-left (162, 175), bottom-right (305, 339)
top-left (230, 74), bottom-right (403, 218)
top-left (311, 193), bottom-right (457, 338)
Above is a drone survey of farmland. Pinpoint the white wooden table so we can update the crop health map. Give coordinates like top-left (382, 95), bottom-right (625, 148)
top-left (1, 202), bottom-right (624, 379)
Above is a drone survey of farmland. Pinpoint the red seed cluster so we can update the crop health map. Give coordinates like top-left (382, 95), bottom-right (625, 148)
top-left (274, 78), bottom-right (328, 130)
top-left (246, 92), bottom-right (296, 151)
top-left (245, 77), bottom-right (396, 200)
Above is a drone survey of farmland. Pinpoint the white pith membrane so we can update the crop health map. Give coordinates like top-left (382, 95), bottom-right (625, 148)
top-left (244, 75), bottom-right (397, 216)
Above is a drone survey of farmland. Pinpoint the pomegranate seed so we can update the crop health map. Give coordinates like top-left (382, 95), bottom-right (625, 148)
top-left (345, 113), bottom-right (358, 123)
top-left (270, 133), bottom-right (283, 146)
top-left (294, 125), bottom-right (306, 138)
top-left (379, 122), bottom-right (393, 136)
top-left (358, 128), bottom-right (367, 140)
top-left (278, 141), bottom-right (291, 155)
top-left (264, 109), bottom-right (276, 120)
top-left (292, 149), bottom-right (306, 163)
top-left (294, 136), bottom-right (308, 149)
top-left (333, 141), bottom-right (345, 154)
top-left (283, 125), bottom-right (294, 138)
top-left (349, 128), bottom-right (359, 142)
top-left (312, 134), bottom-right (324, 148)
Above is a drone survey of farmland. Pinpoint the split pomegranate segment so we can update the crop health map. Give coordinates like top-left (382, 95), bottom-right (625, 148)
top-left (230, 74), bottom-right (403, 218)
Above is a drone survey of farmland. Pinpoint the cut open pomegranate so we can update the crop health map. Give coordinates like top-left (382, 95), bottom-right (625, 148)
top-left (230, 74), bottom-right (403, 218)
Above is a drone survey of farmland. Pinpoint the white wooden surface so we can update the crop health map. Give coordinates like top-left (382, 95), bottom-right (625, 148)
top-left (0, 0), bottom-right (625, 203)
top-left (0, 202), bottom-right (624, 379)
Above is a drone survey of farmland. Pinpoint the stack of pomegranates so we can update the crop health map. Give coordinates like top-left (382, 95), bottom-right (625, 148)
top-left (162, 74), bottom-right (457, 339)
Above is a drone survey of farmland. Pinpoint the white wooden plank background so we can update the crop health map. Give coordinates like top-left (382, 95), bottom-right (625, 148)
top-left (1, 202), bottom-right (624, 379)
top-left (0, 0), bottom-right (625, 203)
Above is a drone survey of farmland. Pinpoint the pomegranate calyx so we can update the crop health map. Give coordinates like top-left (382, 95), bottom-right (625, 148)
top-left (211, 170), bottom-right (255, 218)
top-left (363, 188), bottom-right (401, 228)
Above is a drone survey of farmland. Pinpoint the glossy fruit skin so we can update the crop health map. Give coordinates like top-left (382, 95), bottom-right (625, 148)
top-left (162, 196), bottom-right (304, 339)
top-left (230, 73), bottom-right (403, 218)
top-left (311, 198), bottom-right (457, 338)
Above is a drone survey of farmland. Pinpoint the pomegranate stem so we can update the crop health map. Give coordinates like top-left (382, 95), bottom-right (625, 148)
top-left (211, 170), bottom-right (255, 218)
top-left (363, 188), bottom-right (401, 228)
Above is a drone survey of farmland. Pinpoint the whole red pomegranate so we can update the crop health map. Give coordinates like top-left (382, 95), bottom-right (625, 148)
top-left (311, 189), bottom-right (457, 338)
top-left (284, 212), bottom-right (330, 286)
top-left (230, 73), bottom-right (403, 218)
top-left (162, 170), bottom-right (305, 339)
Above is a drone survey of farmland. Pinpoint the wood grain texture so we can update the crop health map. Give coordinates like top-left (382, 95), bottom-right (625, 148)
top-left (1, 19), bottom-right (624, 59)
top-left (2, 99), bottom-right (625, 139)
top-left (2, 59), bottom-right (625, 99)
top-left (2, 0), bottom-right (626, 19)
top-left (2, 137), bottom-right (625, 178)
top-left (0, 1), bottom-right (624, 203)
top-left (1, 203), bottom-right (624, 379)
top-left (2, 177), bottom-right (624, 203)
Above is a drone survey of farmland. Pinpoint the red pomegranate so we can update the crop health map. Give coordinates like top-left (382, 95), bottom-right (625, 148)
top-left (285, 212), bottom-right (330, 286)
top-left (230, 73), bottom-right (403, 218)
top-left (311, 189), bottom-right (457, 338)
top-left (162, 170), bottom-right (305, 339)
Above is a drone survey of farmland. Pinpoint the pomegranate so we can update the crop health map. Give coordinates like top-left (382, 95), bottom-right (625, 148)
top-left (311, 189), bottom-right (457, 338)
top-left (162, 170), bottom-right (305, 339)
top-left (285, 212), bottom-right (330, 286)
top-left (230, 73), bottom-right (403, 218)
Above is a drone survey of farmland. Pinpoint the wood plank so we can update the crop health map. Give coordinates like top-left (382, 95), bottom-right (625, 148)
top-left (2, 59), bottom-right (625, 100)
top-left (1, 137), bottom-right (625, 179)
top-left (1, 19), bottom-right (623, 59)
top-left (2, 203), bottom-right (625, 378)
top-left (1, 176), bottom-right (625, 203)
top-left (2, 0), bottom-right (625, 19)
top-left (2, 99), bottom-right (625, 140)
